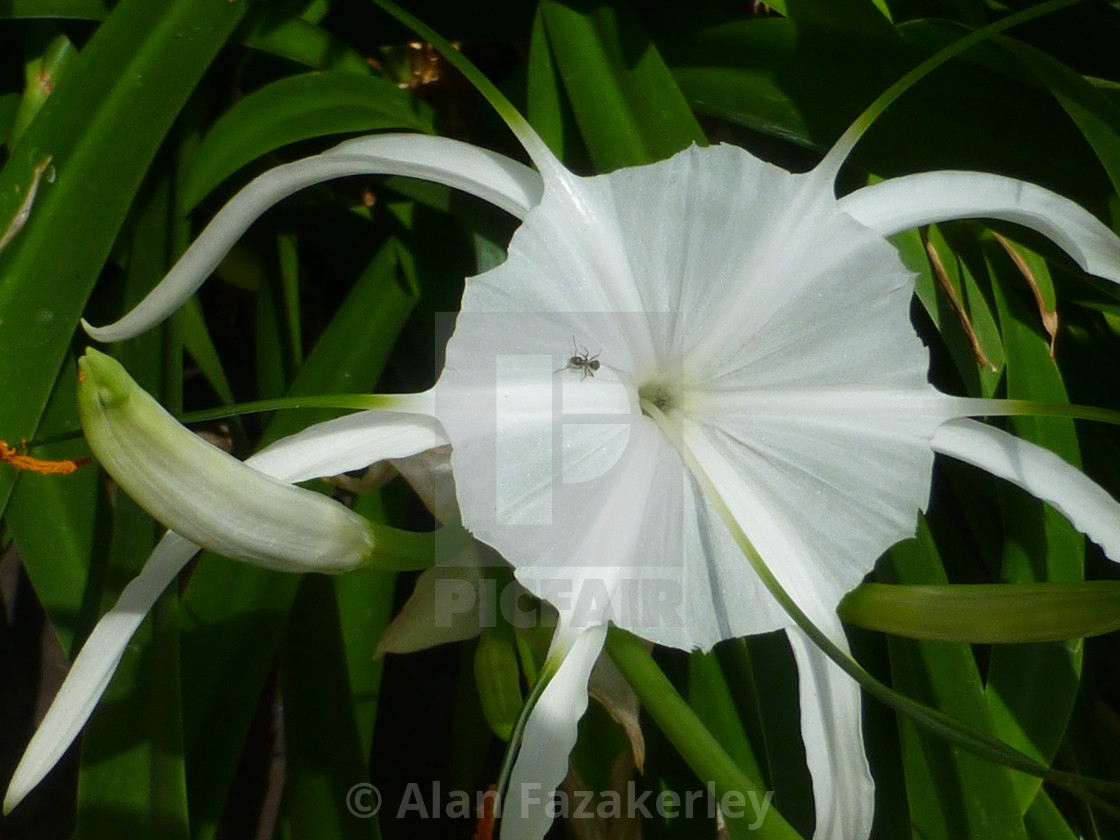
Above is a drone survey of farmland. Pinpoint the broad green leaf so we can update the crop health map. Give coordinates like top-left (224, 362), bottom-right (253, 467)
top-left (276, 576), bottom-right (377, 840)
top-left (74, 163), bottom-right (188, 840)
top-left (1023, 788), bottom-right (1079, 840)
top-left (914, 224), bottom-right (1004, 397)
top-left (175, 298), bottom-right (236, 407)
top-left (984, 233), bottom-right (1083, 811)
top-left (0, 0), bottom-right (109, 19)
top-left (996, 37), bottom-right (1120, 196)
top-left (687, 652), bottom-right (767, 840)
top-left (884, 520), bottom-right (1028, 840)
top-left (539, 0), bottom-right (704, 171)
top-left (181, 234), bottom-right (417, 838)
top-left (743, 632), bottom-right (813, 838)
top-left (606, 629), bottom-right (803, 840)
top-left (526, 5), bottom-right (573, 162)
top-left (660, 16), bottom-right (1108, 206)
top-left (786, 0), bottom-right (895, 35)
top-left (237, 5), bottom-right (371, 74)
top-left (182, 73), bottom-right (435, 209)
top-left (334, 512), bottom-right (396, 753)
top-left (76, 587), bottom-right (189, 840)
top-left (1, 0), bottom-right (372, 74)
top-left (9, 22), bottom-right (75, 149)
top-left (0, 0), bottom-right (248, 522)
top-left (181, 563), bottom-right (300, 840)
top-left (0, 93), bottom-right (19, 143)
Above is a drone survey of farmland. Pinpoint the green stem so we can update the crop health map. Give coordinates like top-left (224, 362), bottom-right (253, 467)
top-left (817, 0), bottom-right (1081, 180)
top-left (606, 628), bottom-right (803, 840)
top-left (176, 391), bottom-right (429, 425)
top-left (368, 0), bottom-right (558, 174)
top-left (494, 654), bottom-right (558, 806)
top-left (954, 397), bottom-right (1120, 426)
top-left (361, 522), bottom-right (444, 571)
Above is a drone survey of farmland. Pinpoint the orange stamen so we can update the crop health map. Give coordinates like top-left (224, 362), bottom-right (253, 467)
top-left (0, 440), bottom-right (91, 475)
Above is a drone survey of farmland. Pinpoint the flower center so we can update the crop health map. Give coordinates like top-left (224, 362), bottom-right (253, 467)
top-left (637, 378), bottom-right (681, 416)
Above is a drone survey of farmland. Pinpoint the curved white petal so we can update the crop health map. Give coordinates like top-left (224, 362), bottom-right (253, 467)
top-left (838, 172), bottom-right (1120, 284)
top-left (932, 418), bottom-right (1120, 561)
top-left (502, 622), bottom-right (607, 840)
top-left (248, 403), bottom-right (448, 483)
top-left (3, 532), bottom-right (196, 814)
top-left (390, 445), bottom-right (457, 523)
top-left (85, 135), bottom-right (543, 342)
top-left (787, 625), bottom-right (874, 840)
top-left (375, 545), bottom-right (485, 655)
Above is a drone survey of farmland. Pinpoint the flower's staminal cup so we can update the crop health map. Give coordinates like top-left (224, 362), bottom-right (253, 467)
top-left (10, 10), bottom-right (1120, 840)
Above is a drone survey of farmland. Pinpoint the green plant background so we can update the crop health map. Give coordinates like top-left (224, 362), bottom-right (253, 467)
top-left (2, 1), bottom-right (1120, 838)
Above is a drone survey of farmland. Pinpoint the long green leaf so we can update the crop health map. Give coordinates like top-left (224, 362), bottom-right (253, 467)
top-left (539, 0), bottom-right (704, 171)
top-left (182, 72), bottom-right (435, 209)
top-left (181, 234), bottom-right (417, 838)
top-left (884, 521), bottom-right (1028, 840)
top-left (984, 232), bottom-right (1084, 811)
top-left (0, 0), bottom-right (248, 521)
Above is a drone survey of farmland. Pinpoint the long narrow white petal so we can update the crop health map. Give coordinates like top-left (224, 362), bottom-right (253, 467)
top-left (247, 405), bottom-right (448, 482)
top-left (787, 625), bottom-right (875, 840)
top-left (85, 135), bottom-right (543, 342)
top-left (932, 418), bottom-right (1120, 561)
top-left (838, 172), bottom-right (1120, 284)
top-left (3, 532), bottom-right (196, 814)
top-left (502, 622), bottom-right (607, 840)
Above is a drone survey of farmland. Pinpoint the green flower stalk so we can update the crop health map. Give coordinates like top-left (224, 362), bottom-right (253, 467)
top-left (78, 347), bottom-right (375, 573)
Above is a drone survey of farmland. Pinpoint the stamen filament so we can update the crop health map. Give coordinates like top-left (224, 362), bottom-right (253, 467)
top-left (0, 440), bottom-right (90, 475)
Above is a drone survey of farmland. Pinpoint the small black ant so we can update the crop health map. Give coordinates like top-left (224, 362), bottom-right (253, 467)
top-left (556, 337), bottom-right (601, 380)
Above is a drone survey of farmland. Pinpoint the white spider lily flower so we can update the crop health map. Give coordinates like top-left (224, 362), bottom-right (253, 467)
top-left (9, 109), bottom-right (1120, 840)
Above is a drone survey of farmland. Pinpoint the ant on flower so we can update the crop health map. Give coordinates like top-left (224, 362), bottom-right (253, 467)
top-left (556, 337), bottom-right (600, 380)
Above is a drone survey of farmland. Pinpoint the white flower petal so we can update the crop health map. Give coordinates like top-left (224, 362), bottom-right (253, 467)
top-left (587, 651), bottom-right (645, 772)
top-left (80, 348), bottom-right (375, 574)
top-left (375, 548), bottom-right (485, 655)
top-left (390, 444), bottom-right (457, 523)
top-left (932, 418), bottom-right (1120, 561)
top-left (3, 532), bottom-right (196, 814)
top-left (602, 145), bottom-right (924, 385)
top-left (247, 400), bottom-right (447, 483)
top-left (837, 171), bottom-right (1120, 284)
top-left (787, 625), bottom-right (875, 840)
top-left (502, 622), bottom-right (607, 840)
top-left (85, 135), bottom-right (543, 342)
